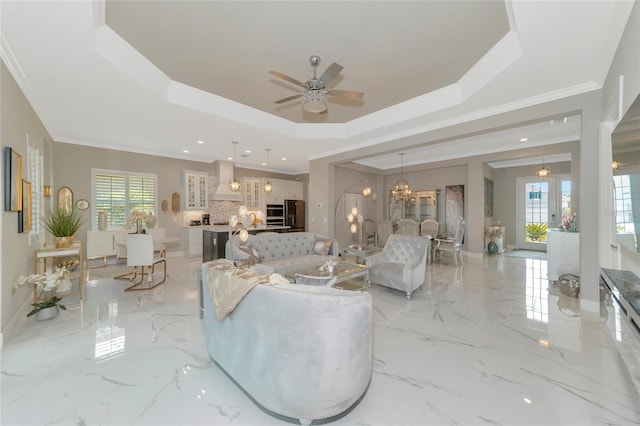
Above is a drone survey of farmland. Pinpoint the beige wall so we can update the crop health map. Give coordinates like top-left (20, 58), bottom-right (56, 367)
top-left (52, 143), bottom-right (213, 252)
top-left (1, 60), bottom-right (54, 336)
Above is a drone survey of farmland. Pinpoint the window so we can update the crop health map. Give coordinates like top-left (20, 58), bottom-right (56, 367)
top-left (613, 174), bottom-right (635, 235)
top-left (92, 169), bottom-right (157, 229)
top-left (27, 141), bottom-right (44, 246)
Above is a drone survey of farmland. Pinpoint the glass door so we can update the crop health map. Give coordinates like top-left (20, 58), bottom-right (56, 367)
top-left (516, 175), bottom-right (570, 251)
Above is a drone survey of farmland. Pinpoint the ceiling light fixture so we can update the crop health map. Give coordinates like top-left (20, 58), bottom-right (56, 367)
top-left (536, 157), bottom-right (551, 178)
top-left (302, 89), bottom-right (328, 113)
top-left (612, 158), bottom-right (620, 170)
top-left (392, 153), bottom-right (412, 204)
top-left (263, 149), bottom-right (273, 193)
top-left (229, 141), bottom-right (241, 192)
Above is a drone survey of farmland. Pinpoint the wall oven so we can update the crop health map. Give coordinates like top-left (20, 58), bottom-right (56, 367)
top-left (266, 204), bottom-right (284, 226)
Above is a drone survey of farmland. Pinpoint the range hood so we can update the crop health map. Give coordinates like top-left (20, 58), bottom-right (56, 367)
top-left (211, 160), bottom-right (243, 201)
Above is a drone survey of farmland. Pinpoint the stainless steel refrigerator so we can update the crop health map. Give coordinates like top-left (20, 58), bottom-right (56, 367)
top-left (284, 200), bottom-right (305, 232)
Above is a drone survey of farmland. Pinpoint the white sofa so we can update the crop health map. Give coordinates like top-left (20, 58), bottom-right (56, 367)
top-left (225, 231), bottom-right (339, 274)
top-left (201, 260), bottom-right (373, 425)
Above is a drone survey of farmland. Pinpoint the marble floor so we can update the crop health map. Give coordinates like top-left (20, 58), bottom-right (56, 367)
top-left (2, 254), bottom-right (640, 425)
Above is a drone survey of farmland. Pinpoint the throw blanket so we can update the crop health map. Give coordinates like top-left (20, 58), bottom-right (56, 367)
top-left (206, 259), bottom-right (289, 321)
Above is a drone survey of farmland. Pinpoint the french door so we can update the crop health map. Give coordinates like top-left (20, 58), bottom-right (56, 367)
top-left (516, 175), bottom-right (571, 250)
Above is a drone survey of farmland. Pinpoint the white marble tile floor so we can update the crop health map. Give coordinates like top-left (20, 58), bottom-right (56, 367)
top-left (2, 255), bottom-right (640, 425)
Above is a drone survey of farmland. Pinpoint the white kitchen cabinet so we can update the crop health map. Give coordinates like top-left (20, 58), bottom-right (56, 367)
top-left (184, 227), bottom-right (204, 257)
top-left (284, 180), bottom-right (304, 200)
top-left (242, 178), bottom-right (261, 209)
top-left (262, 178), bottom-right (304, 203)
top-left (183, 170), bottom-right (208, 210)
top-left (263, 178), bottom-right (283, 203)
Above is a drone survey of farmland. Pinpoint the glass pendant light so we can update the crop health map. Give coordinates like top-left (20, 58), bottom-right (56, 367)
top-left (229, 141), bottom-right (240, 192)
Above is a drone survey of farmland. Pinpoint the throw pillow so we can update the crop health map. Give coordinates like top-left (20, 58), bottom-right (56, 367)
top-left (239, 243), bottom-right (262, 263)
top-left (312, 237), bottom-right (334, 255)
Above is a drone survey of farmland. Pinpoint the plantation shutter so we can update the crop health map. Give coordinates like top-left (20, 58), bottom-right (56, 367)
top-left (95, 173), bottom-right (126, 227)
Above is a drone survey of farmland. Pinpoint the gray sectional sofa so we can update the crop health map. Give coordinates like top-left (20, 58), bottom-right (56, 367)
top-left (225, 231), bottom-right (339, 274)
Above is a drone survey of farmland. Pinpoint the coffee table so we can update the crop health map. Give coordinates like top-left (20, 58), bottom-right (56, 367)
top-left (284, 261), bottom-right (370, 291)
top-left (341, 245), bottom-right (382, 265)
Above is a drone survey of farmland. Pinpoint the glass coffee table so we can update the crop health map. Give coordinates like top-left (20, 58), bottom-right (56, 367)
top-left (284, 261), bottom-right (370, 291)
top-left (341, 245), bottom-right (382, 265)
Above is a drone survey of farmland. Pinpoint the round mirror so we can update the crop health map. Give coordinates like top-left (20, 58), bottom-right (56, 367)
top-left (58, 186), bottom-right (73, 214)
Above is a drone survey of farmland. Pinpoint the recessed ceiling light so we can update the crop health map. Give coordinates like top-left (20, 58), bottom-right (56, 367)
top-left (183, 150), bottom-right (189, 154)
top-left (245, 150), bottom-right (251, 154)
top-left (520, 138), bottom-right (528, 142)
top-left (282, 157), bottom-right (287, 161)
top-left (197, 140), bottom-right (204, 144)
top-left (227, 157), bottom-right (233, 161)
top-left (261, 162), bottom-right (267, 166)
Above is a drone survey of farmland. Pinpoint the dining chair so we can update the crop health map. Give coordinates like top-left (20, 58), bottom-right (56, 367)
top-left (434, 220), bottom-right (466, 266)
top-left (376, 220), bottom-right (394, 247)
top-left (397, 219), bottom-right (419, 236)
top-left (117, 234), bottom-right (167, 291)
top-left (363, 218), bottom-right (377, 246)
top-left (420, 219), bottom-right (439, 263)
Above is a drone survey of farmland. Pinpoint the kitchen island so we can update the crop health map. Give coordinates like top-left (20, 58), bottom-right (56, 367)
top-left (191, 225), bottom-right (292, 260)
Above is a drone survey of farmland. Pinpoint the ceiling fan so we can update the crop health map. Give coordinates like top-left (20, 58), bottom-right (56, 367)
top-left (269, 55), bottom-right (364, 113)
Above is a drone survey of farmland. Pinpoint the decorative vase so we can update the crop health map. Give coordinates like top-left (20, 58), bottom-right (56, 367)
top-left (136, 219), bottom-right (143, 234)
top-left (54, 236), bottom-right (74, 248)
top-left (487, 240), bottom-right (499, 255)
top-left (35, 305), bottom-right (59, 321)
top-left (98, 211), bottom-right (108, 231)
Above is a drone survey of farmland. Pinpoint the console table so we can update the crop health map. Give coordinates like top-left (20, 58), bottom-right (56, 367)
top-left (33, 241), bottom-right (84, 302)
top-left (600, 268), bottom-right (640, 330)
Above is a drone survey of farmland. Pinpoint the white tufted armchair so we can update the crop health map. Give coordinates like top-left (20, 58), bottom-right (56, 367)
top-left (365, 234), bottom-right (430, 299)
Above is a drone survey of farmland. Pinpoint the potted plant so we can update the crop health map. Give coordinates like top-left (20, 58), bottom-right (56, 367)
top-left (11, 268), bottom-right (71, 320)
top-left (42, 207), bottom-right (87, 248)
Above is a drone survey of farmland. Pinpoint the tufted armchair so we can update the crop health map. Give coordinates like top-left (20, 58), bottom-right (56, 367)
top-left (365, 234), bottom-right (429, 299)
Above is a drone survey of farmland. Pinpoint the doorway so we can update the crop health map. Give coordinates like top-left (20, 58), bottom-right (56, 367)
top-left (516, 175), bottom-right (571, 250)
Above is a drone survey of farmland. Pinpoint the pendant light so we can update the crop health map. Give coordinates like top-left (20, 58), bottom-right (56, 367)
top-left (392, 153), bottom-right (412, 204)
top-left (535, 156), bottom-right (551, 178)
top-left (263, 148), bottom-right (273, 193)
top-left (229, 141), bottom-right (241, 192)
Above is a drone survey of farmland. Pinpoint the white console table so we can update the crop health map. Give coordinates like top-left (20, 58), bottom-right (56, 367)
top-left (547, 229), bottom-right (580, 281)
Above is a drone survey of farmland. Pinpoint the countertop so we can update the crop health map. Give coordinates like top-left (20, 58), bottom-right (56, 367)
top-left (184, 225), bottom-right (291, 232)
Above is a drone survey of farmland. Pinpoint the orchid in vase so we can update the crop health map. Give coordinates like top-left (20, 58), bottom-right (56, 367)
top-left (12, 267), bottom-right (72, 317)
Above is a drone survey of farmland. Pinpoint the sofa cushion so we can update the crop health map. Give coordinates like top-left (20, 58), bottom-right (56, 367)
top-left (312, 237), bottom-right (334, 255)
top-left (252, 233), bottom-right (317, 260)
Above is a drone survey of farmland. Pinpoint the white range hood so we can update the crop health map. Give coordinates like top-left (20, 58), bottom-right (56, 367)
top-left (211, 160), bottom-right (243, 201)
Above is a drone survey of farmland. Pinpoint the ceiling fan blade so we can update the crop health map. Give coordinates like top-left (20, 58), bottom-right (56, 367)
top-left (327, 90), bottom-right (364, 100)
top-left (319, 62), bottom-right (343, 86)
top-left (269, 70), bottom-right (306, 87)
top-left (274, 93), bottom-right (303, 104)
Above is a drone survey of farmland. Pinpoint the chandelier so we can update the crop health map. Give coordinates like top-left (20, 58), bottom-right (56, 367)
top-left (535, 157), bottom-right (551, 178)
top-left (392, 153), bottom-right (412, 204)
top-left (612, 158), bottom-right (620, 170)
top-left (229, 141), bottom-right (240, 192)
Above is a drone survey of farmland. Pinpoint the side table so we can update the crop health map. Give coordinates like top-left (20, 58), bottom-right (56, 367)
top-left (33, 241), bottom-right (84, 303)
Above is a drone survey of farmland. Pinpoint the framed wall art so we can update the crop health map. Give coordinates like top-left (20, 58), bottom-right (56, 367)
top-left (18, 180), bottom-right (32, 233)
top-left (484, 177), bottom-right (494, 217)
top-left (4, 147), bottom-right (23, 212)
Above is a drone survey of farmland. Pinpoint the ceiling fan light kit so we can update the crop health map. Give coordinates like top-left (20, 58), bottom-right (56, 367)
top-left (302, 89), bottom-right (328, 113)
top-left (270, 55), bottom-right (364, 114)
